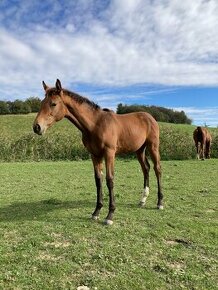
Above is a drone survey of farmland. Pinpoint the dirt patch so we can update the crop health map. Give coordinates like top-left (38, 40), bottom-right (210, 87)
top-left (166, 240), bottom-right (178, 246)
top-left (38, 252), bottom-right (62, 261)
top-left (206, 209), bottom-right (216, 213)
top-left (44, 241), bottom-right (71, 248)
top-left (166, 238), bottom-right (192, 247)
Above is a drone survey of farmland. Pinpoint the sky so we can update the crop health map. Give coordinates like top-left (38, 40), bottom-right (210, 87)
top-left (0, 0), bottom-right (218, 127)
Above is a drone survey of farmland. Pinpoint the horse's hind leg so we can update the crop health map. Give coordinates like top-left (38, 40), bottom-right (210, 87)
top-left (200, 139), bottom-right (207, 160)
top-left (148, 143), bottom-right (164, 209)
top-left (195, 141), bottom-right (200, 159)
top-left (136, 149), bottom-right (150, 207)
top-left (205, 141), bottom-right (211, 159)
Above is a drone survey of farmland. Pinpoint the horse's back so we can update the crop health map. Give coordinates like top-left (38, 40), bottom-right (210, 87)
top-left (116, 111), bottom-right (159, 134)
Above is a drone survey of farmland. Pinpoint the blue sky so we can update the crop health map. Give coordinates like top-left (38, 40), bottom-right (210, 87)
top-left (0, 0), bottom-right (218, 126)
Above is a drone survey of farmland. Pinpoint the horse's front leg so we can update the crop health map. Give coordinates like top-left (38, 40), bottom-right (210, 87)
top-left (91, 155), bottom-right (103, 220)
top-left (104, 150), bottom-right (116, 225)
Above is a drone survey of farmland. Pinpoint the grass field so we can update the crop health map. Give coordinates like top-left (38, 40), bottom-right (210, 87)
top-left (0, 159), bottom-right (217, 289)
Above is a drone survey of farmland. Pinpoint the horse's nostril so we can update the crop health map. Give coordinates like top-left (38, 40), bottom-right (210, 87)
top-left (33, 123), bottom-right (41, 134)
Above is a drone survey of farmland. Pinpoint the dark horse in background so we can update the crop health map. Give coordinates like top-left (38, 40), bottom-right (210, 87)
top-left (33, 79), bottom-right (163, 225)
top-left (193, 126), bottom-right (212, 160)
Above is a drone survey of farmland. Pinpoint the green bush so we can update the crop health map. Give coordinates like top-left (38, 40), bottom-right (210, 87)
top-left (211, 134), bottom-right (218, 158)
top-left (159, 126), bottom-right (196, 160)
top-left (0, 133), bottom-right (89, 162)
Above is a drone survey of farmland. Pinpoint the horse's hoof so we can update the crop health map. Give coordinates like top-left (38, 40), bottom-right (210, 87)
top-left (139, 201), bottom-right (146, 207)
top-left (157, 205), bottom-right (164, 210)
top-left (104, 219), bottom-right (113, 225)
top-left (91, 215), bottom-right (99, 221)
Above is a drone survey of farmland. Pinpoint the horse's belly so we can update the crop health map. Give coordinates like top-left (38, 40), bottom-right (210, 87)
top-left (116, 138), bottom-right (145, 154)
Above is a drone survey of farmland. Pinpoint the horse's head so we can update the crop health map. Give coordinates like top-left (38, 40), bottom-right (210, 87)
top-left (33, 79), bottom-right (67, 135)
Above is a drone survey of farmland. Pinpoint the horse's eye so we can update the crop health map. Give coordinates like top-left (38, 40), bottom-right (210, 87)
top-left (51, 103), bottom-right (56, 107)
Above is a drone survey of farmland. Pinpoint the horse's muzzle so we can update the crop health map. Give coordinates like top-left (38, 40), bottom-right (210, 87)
top-left (33, 123), bottom-right (42, 135)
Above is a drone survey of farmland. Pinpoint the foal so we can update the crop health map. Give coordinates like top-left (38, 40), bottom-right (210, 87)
top-left (193, 126), bottom-right (212, 160)
top-left (33, 79), bottom-right (164, 224)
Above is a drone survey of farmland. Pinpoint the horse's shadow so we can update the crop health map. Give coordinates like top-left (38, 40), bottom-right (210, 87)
top-left (0, 197), bottom-right (157, 223)
top-left (0, 198), bottom-right (94, 222)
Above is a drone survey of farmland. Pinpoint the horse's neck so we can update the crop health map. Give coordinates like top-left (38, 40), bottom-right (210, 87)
top-left (63, 94), bottom-right (97, 132)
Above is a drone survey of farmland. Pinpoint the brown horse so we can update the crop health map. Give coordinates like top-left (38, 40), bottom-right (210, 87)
top-left (33, 79), bottom-right (163, 225)
top-left (193, 126), bottom-right (212, 160)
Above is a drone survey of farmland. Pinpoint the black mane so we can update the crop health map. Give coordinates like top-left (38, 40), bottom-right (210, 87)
top-left (47, 88), bottom-right (100, 110)
top-left (64, 89), bottom-right (100, 110)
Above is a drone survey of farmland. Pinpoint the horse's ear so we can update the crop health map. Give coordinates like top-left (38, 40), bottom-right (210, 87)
top-left (42, 81), bottom-right (49, 91)
top-left (56, 79), bottom-right (62, 92)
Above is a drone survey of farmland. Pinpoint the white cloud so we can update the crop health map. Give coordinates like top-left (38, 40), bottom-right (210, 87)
top-left (171, 106), bottom-right (218, 127)
top-left (0, 0), bottom-right (218, 128)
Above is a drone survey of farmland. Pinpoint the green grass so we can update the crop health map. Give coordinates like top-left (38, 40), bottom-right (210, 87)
top-left (0, 159), bottom-right (217, 289)
top-left (0, 114), bottom-right (79, 137)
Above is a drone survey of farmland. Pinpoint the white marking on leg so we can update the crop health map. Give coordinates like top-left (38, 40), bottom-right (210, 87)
top-left (104, 219), bottom-right (113, 225)
top-left (141, 186), bottom-right (149, 204)
top-left (91, 215), bottom-right (99, 221)
top-left (157, 205), bottom-right (164, 210)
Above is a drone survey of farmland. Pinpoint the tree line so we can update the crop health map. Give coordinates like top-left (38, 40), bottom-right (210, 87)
top-left (0, 97), bottom-right (41, 114)
top-left (0, 97), bottom-right (192, 125)
top-left (116, 103), bottom-right (192, 124)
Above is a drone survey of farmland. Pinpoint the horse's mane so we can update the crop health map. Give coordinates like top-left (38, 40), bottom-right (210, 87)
top-left (64, 89), bottom-right (100, 110)
top-left (103, 108), bottom-right (113, 112)
top-left (47, 88), bottom-right (100, 110)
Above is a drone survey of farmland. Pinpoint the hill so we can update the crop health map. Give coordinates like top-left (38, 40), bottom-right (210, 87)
top-left (0, 114), bottom-right (217, 161)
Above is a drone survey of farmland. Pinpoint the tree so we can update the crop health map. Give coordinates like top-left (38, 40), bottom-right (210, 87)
top-left (116, 104), bottom-right (192, 124)
top-left (117, 103), bottom-right (124, 114)
top-left (0, 101), bottom-right (10, 114)
top-left (25, 97), bottom-right (41, 112)
top-left (11, 100), bottom-right (31, 114)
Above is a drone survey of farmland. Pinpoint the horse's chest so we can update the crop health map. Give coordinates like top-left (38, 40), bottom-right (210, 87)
top-left (82, 135), bottom-right (104, 155)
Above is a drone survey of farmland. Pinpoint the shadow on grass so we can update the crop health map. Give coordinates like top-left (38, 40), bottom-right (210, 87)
top-left (0, 198), bottom-right (94, 222)
top-left (0, 197), bottom-right (159, 223)
top-left (120, 202), bottom-right (158, 210)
